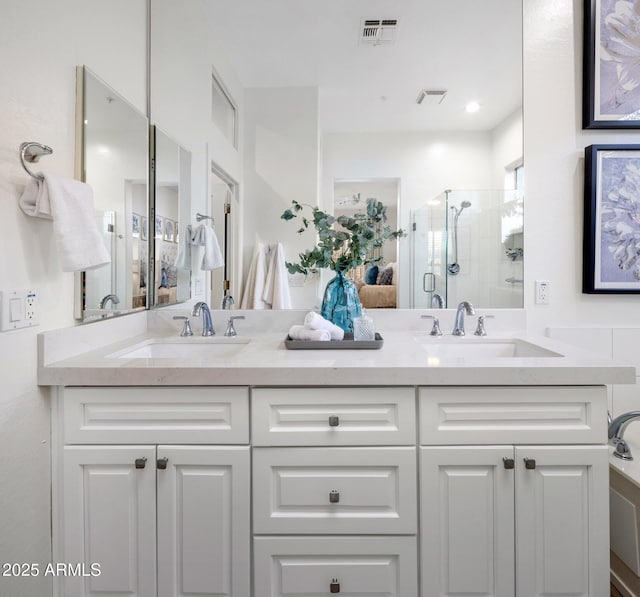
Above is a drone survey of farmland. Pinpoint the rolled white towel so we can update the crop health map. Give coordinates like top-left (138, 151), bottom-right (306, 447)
top-left (304, 311), bottom-right (344, 341)
top-left (288, 325), bottom-right (331, 342)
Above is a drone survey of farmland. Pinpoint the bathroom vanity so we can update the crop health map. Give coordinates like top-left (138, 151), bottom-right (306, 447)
top-left (39, 310), bottom-right (634, 597)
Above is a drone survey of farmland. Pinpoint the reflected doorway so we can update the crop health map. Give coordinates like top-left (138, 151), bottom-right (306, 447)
top-left (210, 163), bottom-right (239, 309)
top-left (333, 178), bottom-right (400, 309)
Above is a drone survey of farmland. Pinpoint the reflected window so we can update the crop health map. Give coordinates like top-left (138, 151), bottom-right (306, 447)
top-left (212, 72), bottom-right (237, 148)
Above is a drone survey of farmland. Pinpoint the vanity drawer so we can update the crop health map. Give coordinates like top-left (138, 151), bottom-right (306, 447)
top-left (251, 387), bottom-right (415, 446)
top-left (419, 386), bottom-right (607, 445)
top-left (253, 447), bottom-right (417, 534)
top-left (253, 536), bottom-right (417, 597)
top-left (62, 387), bottom-right (249, 444)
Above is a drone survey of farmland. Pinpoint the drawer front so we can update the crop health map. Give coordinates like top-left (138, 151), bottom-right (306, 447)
top-left (251, 387), bottom-right (415, 446)
top-left (253, 536), bottom-right (417, 597)
top-left (63, 387), bottom-right (249, 444)
top-left (419, 386), bottom-right (607, 445)
top-left (253, 447), bottom-right (417, 534)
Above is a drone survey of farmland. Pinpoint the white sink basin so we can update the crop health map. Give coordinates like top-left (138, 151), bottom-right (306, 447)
top-left (108, 337), bottom-right (250, 360)
top-left (414, 337), bottom-right (563, 359)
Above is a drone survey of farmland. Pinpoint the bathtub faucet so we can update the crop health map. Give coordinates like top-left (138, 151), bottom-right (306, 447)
top-left (608, 411), bottom-right (640, 460)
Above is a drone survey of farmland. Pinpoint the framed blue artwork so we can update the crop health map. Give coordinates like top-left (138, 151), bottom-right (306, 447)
top-left (584, 144), bottom-right (640, 292)
top-left (583, 0), bottom-right (640, 128)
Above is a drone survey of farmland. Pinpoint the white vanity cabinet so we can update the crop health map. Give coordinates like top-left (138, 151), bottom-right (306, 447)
top-left (55, 387), bottom-right (251, 597)
top-left (251, 387), bottom-right (418, 597)
top-left (419, 387), bottom-right (610, 597)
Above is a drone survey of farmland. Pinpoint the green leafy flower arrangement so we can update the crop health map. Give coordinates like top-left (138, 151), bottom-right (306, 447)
top-left (281, 198), bottom-right (405, 274)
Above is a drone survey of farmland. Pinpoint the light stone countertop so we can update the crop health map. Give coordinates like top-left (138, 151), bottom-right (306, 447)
top-left (37, 309), bottom-right (636, 387)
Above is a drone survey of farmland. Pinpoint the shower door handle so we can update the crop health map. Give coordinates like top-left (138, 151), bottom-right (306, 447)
top-left (423, 272), bottom-right (435, 293)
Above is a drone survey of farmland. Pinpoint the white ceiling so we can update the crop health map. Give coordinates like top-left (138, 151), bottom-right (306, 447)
top-left (206, 0), bottom-right (522, 133)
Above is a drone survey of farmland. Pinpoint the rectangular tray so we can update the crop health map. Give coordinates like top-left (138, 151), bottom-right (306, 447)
top-left (285, 332), bottom-right (383, 350)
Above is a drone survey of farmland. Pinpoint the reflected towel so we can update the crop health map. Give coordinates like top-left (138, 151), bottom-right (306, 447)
top-left (192, 223), bottom-right (223, 271)
top-left (19, 174), bottom-right (111, 272)
top-left (175, 224), bottom-right (193, 270)
top-left (304, 311), bottom-right (344, 340)
top-left (240, 243), bottom-right (268, 309)
top-left (262, 242), bottom-right (292, 309)
top-left (288, 325), bottom-right (330, 341)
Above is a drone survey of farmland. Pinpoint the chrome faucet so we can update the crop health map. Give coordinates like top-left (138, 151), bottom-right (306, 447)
top-left (431, 293), bottom-right (444, 309)
top-left (608, 411), bottom-right (640, 460)
top-left (192, 301), bottom-right (215, 336)
top-left (221, 292), bottom-right (235, 310)
top-left (452, 301), bottom-right (475, 336)
top-left (474, 314), bottom-right (495, 336)
top-left (421, 314), bottom-right (443, 336)
top-left (99, 294), bottom-right (120, 309)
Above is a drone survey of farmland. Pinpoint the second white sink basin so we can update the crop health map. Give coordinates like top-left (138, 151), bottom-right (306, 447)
top-left (414, 337), bottom-right (563, 359)
top-left (108, 337), bottom-right (250, 360)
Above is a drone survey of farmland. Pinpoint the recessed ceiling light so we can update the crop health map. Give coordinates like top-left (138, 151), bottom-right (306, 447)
top-left (465, 101), bottom-right (481, 113)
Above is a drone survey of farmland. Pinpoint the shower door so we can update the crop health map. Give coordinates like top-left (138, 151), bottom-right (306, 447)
top-left (411, 196), bottom-right (447, 309)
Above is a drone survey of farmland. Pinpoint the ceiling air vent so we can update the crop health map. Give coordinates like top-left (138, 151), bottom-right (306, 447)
top-left (416, 89), bottom-right (448, 105)
top-left (360, 19), bottom-right (398, 44)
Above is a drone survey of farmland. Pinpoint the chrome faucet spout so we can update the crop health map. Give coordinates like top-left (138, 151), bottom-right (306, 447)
top-left (608, 411), bottom-right (640, 460)
top-left (192, 301), bottom-right (215, 336)
top-left (452, 301), bottom-right (475, 336)
top-left (99, 294), bottom-right (120, 309)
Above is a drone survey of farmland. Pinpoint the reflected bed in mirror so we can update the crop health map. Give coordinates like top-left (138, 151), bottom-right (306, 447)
top-left (75, 66), bottom-right (149, 321)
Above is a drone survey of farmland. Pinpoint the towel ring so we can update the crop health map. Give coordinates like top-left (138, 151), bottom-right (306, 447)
top-left (20, 142), bottom-right (53, 180)
top-left (196, 212), bottom-right (214, 223)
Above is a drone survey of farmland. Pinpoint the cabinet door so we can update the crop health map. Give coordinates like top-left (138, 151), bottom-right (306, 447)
top-left (515, 445), bottom-right (609, 597)
top-left (421, 446), bottom-right (515, 597)
top-left (62, 445), bottom-right (157, 597)
top-left (156, 446), bottom-right (250, 597)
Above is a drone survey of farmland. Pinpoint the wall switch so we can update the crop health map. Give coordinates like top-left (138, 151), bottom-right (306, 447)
top-left (535, 280), bottom-right (550, 305)
top-left (1, 289), bottom-right (39, 331)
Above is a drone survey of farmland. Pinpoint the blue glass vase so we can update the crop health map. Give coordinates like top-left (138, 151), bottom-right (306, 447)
top-left (321, 271), bottom-right (362, 333)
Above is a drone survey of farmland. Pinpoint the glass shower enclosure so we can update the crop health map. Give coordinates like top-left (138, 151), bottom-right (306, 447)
top-left (411, 189), bottom-right (523, 309)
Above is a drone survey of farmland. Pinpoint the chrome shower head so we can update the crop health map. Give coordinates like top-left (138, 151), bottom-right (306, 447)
top-left (461, 201), bottom-right (472, 208)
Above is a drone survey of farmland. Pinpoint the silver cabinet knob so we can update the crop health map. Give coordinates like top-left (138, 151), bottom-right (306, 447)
top-left (329, 415), bottom-right (340, 427)
top-left (329, 490), bottom-right (340, 503)
top-left (134, 457), bottom-right (147, 469)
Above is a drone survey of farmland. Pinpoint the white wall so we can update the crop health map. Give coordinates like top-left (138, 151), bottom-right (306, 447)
top-left (491, 108), bottom-right (524, 188)
top-left (242, 86), bottom-right (321, 309)
top-left (0, 2), bottom-right (146, 596)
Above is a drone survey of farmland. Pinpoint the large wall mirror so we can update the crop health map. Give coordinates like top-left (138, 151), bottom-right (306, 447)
top-left (150, 0), bottom-right (523, 310)
top-left (75, 66), bottom-right (149, 320)
top-left (76, 67), bottom-right (193, 321)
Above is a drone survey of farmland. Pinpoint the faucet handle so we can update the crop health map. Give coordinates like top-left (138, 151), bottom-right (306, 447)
top-left (421, 314), bottom-right (443, 336)
top-left (474, 315), bottom-right (494, 336)
top-left (224, 315), bottom-right (245, 337)
top-left (173, 315), bottom-right (193, 337)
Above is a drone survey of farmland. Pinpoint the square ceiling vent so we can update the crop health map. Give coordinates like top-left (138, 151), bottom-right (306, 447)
top-left (360, 19), bottom-right (398, 44)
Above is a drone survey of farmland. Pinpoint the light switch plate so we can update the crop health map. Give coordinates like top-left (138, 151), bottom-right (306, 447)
top-left (0, 289), bottom-right (39, 331)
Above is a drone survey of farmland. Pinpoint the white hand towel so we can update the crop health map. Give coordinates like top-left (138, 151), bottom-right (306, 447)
top-left (304, 311), bottom-right (344, 340)
top-left (262, 243), bottom-right (292, 309)
top-left (175, 224), bottom-right (193, 270)
top-left (240, 243), bottom-right (268, 309)
top-left (19, 174), bottom-right (111, 272)
top-left (288, 324), bottom-right (331, 341)
top-left (191, 223), bottom-right (223, 271)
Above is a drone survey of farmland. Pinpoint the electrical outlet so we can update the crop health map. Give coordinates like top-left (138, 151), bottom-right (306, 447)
top-left (535, 280), bottom-right (550, 305)
top-left (0, 289), bottom-right (39, 331)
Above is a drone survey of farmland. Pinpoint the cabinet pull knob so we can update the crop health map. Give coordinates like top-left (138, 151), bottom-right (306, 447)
top-left (503, 457), bottom-right (515, 470)
top-left (329, 415), bottom-right (340, 427)
top-left (330, 578), bottom-right (340, 593)
top-left (134, 457), bottom-right (147, 469)
top-left (524, 458), bottom-right (536, 470)
top-left (329, 490), bottom-right (340, 503)
top-left (157, 457), bottom-right (169, 470)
